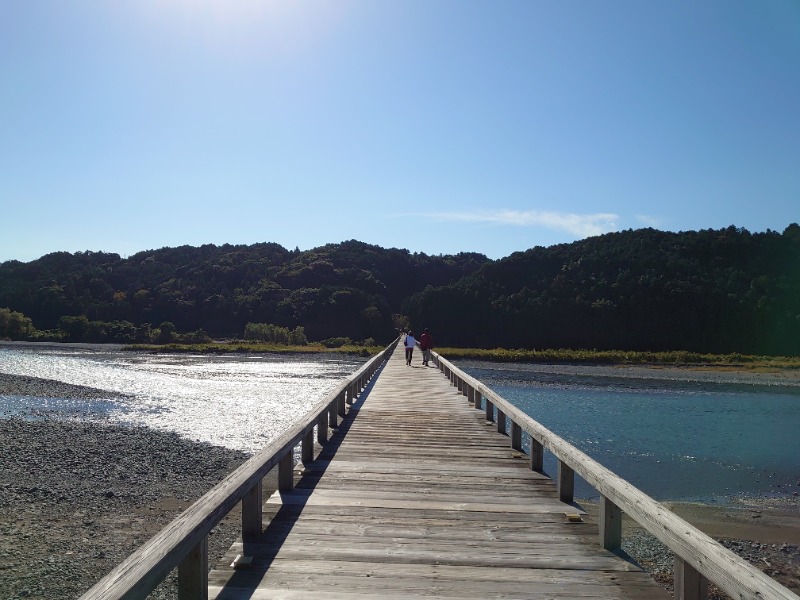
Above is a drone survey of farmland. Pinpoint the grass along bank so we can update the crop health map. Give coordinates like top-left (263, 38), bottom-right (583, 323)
top-left (437, 347), bottom-right (800, 370)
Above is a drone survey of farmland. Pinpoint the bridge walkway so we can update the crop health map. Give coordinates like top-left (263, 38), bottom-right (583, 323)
top-left (207, 343), bottom-right (669, 599)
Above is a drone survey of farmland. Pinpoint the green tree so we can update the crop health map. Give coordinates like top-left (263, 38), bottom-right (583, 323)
top-left (0, 308), bottom-right (37, 339)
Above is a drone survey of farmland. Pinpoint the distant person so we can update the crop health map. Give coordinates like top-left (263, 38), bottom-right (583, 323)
top-left (404, 331), bottom-right (416, 365)
top-left (419, 328), bottom-right (433, 366)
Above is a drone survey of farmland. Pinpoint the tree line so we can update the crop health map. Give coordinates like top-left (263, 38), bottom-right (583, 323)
top-left (402, 224), bottom-right (800, 356)
top-left (0, 240), bottom-right (487, 345)
top-left (1, 226), bottom-right (799, 356)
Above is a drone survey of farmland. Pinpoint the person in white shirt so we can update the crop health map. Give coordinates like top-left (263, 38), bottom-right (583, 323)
top-left (404, 331), bottom-right (416, 365)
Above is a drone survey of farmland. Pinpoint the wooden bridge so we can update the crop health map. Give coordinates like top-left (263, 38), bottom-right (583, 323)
top-left (81, 340), bottom-right (799, 600)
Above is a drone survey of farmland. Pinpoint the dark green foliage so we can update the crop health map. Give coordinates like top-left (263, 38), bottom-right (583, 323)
top-left (0, 241), bottom-right (488, 345)
top-left (404, 225), bottom-right (800, 356)
top-left (0, 308), bottom-right (36, 339)
top-left (2, 227), bottom-right (798, 354)
top-left (244, 323), bottom-right (308, 345)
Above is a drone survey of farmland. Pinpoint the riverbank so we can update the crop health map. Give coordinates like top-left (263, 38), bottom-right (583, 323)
top-left (0, 416), bottom-right (252, 600)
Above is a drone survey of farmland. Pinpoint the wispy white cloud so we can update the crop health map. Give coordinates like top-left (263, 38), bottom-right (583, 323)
top-left (409, 210), bottom-right (619, 238)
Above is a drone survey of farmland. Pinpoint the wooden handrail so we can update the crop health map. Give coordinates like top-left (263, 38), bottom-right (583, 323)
top-left (432, 350), bottom-right (799, 600)
top-left (79, 338), bottom-right (397, 600)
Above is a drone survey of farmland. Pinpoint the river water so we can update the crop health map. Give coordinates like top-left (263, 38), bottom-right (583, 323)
top-left (458, 360), bottom-right (800, 503)
top-left (0, 345), bottom-right (365, 453)
top-left (1, 345), bottom-right (798, 504)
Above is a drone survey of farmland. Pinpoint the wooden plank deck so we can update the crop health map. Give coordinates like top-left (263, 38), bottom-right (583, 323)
top-left (207, 344), bottom-right (669, 599)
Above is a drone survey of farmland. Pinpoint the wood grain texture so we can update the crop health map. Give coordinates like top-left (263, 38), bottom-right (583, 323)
top-left (208, 344), bottom-right (669, 599)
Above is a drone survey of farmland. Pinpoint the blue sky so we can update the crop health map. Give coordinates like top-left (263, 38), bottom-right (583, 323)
top-left (2, 1), bottom-right (799, 263)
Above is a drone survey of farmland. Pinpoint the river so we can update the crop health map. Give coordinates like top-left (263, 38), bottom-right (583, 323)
top-left (1, 345), bottom-right (798, 504)
top-left (459, 360), bottom-right (800, 504)
top-left (0, 344), bottom-right (365, 453)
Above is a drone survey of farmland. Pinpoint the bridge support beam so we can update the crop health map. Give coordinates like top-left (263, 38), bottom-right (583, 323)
top-left (178, 537), bottom-right (208, 600)
top-left (242, 480), bottom-right (263, 541)
top-left (279, 452), bottom-right (294, 491)
top-left (599, 495), bottom-right (622, 551)
top-left (328, 399), bottom-right (338, 430)
top-left (302, 428), bottom-right (314, 464)
top-left (529, 436), bottom-right (544, 472)
top-left (558, 460), bottom-right (574, 503)
top-left (511, 421), bottom-right (522, 452)
top-left (674, 558), bottom-right (708, 600)
top-left (497, 409), bottom-right (507, 435)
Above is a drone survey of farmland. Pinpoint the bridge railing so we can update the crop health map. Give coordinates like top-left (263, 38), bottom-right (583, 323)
top-left (79, 338), bottom-right (397, 600)
top-left (431, 350), bottom-right (799, 600)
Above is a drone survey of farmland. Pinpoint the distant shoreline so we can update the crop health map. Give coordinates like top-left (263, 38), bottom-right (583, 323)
top-left (452, 357), bottom-right (800, 388)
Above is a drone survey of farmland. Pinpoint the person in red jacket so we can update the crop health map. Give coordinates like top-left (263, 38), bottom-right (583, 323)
top-left (419, 328), bottom-right (433, 366)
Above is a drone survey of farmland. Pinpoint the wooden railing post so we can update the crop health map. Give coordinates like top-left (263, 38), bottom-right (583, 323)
top-left (301, 428), bottom-right (314, 464)
top-left (279, 451), bottom-right (294, 491)
top-left (557, 459), bottom-right (574, 503)
top-left (242, 480), bottom-right (263, 541)
top-left (339, 389), bottom-right (348, 417)
top-left (511, 421), bottom-right (522, 452)
top-left (328, 399), bottom-right (338, 430)
top-left (474, 390), bottom-right (482, 410)
top-left (529, 436), bottom-right (544, 473)
top-left (485, 399), bottom-right (494, 423)
top-left (599, 495), bottom-right (622, 551)
top-left (675, 558), bottom-right (709, 600)
top-left (497, 409), bottom-right (507, 435)
top-left (178, 537), bottom-right (208, 600)
top-left (317, 414), bottom-right (328, 443)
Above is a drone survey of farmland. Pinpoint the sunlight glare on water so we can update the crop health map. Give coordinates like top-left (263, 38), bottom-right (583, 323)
top-left (0, 347), bottom-right (365, 453)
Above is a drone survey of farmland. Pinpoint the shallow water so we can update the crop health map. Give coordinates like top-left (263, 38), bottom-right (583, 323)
top-left (0, 346), bottom-right (364, 453)
top-left (459, 361), bottom-right (800, 503)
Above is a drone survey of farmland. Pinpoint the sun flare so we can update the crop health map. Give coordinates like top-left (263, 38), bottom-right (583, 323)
top-left (132, 0), bottom-right (347, 59)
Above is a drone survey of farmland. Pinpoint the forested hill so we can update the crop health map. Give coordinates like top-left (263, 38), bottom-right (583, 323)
top-left (0, 240), bottom-right (488, 344)
top-left (2, 225), bottom-right (799, 356)
top-left (403, 224), bottom-right (800, 356)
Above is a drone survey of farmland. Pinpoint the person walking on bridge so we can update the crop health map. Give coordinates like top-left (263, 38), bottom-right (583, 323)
top-left (419, 328), bottom-right (433, 366)
top-left (404, 331), bottom-right (416, 365)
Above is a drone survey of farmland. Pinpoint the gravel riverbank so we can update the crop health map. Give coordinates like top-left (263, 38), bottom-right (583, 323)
top-left (1, 370), bottom-right (798, 599)
top-left (0, 370), bottom-right (253, 599)
top-left (0, 415), bottom-right (250, 600)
